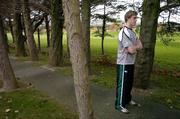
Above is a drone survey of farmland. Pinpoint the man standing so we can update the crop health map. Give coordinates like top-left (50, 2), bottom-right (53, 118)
top-left (115, 10), bottom-right (142, 113)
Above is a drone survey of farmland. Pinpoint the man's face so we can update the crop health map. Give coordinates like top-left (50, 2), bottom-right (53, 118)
top-left (128, 15), bottom-right (137, 27)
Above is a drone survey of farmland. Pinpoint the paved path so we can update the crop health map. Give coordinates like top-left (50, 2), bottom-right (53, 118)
top-left (10, 57), bottom-right (180, 119)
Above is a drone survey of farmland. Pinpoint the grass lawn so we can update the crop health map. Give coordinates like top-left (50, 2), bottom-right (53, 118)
top-left (7, 31), bottom-right (180, 110)
top-left (150, 75), bottom-right (180, 109)
top-left (0, 83), bottom-right (78, 119)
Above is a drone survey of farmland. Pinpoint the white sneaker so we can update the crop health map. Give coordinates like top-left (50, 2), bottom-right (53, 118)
top-left (129, 100), bottom-right (141, 107)
top-left (121, 107), bottom-right (129, 114)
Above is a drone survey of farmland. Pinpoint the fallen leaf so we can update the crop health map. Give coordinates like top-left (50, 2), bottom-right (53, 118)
top-left (170, 106), bottom-right (173, 109)
top-left (5, 109), bottom-right (11, 113)
top-left (14, 110), bottom-right (19, 113)
top-left (176, 92), bottom-right (180, 96)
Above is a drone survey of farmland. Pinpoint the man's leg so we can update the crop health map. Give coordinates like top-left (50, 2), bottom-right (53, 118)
top-left (115, 65), bottom-right (126, 110)
top-left (124, 65), bottom-right (134, 105)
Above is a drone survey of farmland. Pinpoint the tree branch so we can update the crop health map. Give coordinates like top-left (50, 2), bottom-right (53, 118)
top-left (33, 15), bottom-right (45, 32)
top-left (160, 3), bottom-right (180, 12)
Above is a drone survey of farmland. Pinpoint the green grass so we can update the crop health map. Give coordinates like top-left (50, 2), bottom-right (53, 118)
top-left (150, 75), bottom-right (180, 109)
top-left (154, 40), bottom-right (180, 70)
top-left (6, 31), bottom-right (180, 109)
top-left (0, 87), bottom-right (78, 119)
top-left (91, 63), bottom-right (116, 88)
top-left (7, 31), bottom-right (180, 70)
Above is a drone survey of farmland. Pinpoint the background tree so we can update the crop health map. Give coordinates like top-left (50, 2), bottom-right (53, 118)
top-left (134, 0), bottom-right (180, 89)
top-left (49, 0), bottom-right (64, 66)
top-left (82, 0), bottom-right (91, 74)
top-left (3, 29), bottom-right (9, 53)
top-left (62, 0), bottom-right (94, 119)
top-left (134, 0), bottom-right (160, 89)
top-left (92, 0), bottom-right (126, 55)
top-left (101, 0), bottom-right (107, 55)
top-left (0, 15), bottom-right (18, 91)
top-left (13, 0), bottom-right (27, 56)
top-left (45, 14), bottom-right (50, 48)
top-left (8, 18), bottom-right (15, 43)
top-left (22, 0), bottom-right (39, 61)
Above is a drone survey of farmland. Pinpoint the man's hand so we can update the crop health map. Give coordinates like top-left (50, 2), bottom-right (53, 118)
top-left (135, 39), bottom-right (143, 50)
top-left (126, 45), bottom-right (137, 54)
top-left (125, 39), bottom-right (143, 54)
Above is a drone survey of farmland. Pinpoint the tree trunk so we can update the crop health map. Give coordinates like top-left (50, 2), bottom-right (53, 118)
top-left (8, 18), bottom-right (15, 43)
top-left (21, 14), bottom-right (27, 43)
top-left (62, 0), bottom-right (94, 119)
top-left (82, 0), bottom-right (91, 74)
top-left (0, 15), bottom-right (18, 91)
top-left (45, 15), bottom-right (50, 48)
top-left (49, 0), bottom-right (64, 66)
top-left (134, 0), bottom-right (160, 89)
top-left (37, 28), bottom-right (41, 52)
top-left (101, 2), bottom-right (106, 55)
top-left (4, 31), bottom-right (9, 53)
top-left (22, 0), bottom-right (39, 61)
top-left (13, 11), bottom-right (27, 56)
top-left (66, 32), bottom-right (70, 58)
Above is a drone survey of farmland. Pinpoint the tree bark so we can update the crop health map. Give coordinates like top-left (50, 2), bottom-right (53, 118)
top-left (101, 2), bottom-right (106, 55)
top-left (13, 9), bottom-right (27, 56)
top-left (37, 28), bottom-right (41, 52)
top-left (45, 15), bottom-right (50, 48)
top-left (66, 32), bottom-right (70, 58)
top-left (49, 0), bottom-right (64, 66)
top-left (8, 18), bottom-right (15, 43)
top-left (22, 0), bottom-right (39, 61)
top-left (0, 15), bottom-right (18, 91)
top-left (4, 31), bottom-right (9, 53)
top-left (33, 16), bottom-right (44, 33)
top-left (82, 0), bottom-right (91, 74)
top-left (62, 0), bottom-right (94, 119)
top-left (134, 0), bottom-right (160, 89)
